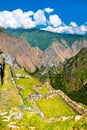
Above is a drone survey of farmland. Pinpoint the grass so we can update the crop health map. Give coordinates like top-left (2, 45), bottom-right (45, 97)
top-left (0, 64), bottom-right (21, 110)
top-left (15, 77), bottom-right (41, 95)
top-left (36, 86), bottom-right (50, 95)
top-left (12, 68), bottom-right (77, 118)
top-left (13, 68), bottom-right (30, 76)
top-left (42, 120), bottom-right (74, 130)
top-left (36, 96), bottom-right (76, 118)
top-left (1, 64), bottom-right (87, 130)
top-left (0, 57), bottom-right (3, 63)
top-left (13, 68), bottom-right (43, 107)
top-left (16, 111), bottom-right (44, 130)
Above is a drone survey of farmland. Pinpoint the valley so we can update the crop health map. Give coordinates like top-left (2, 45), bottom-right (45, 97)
top-left (0, 28), bottom-right (87, 129)
top-left (0, 55), bottom-right (87, 130)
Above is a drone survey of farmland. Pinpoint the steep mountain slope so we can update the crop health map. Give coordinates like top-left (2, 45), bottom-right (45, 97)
top-left (62, 48), bottom-right (87, 104)
top-left (6, 28), bottom-right (87, 67)
top-left (0, 29), bottom-right (43, 72)
top-left (0, 49), bottom-right (87, 130)
top-left (41, 38), bottom-right (87, 67)
top-left (42, 42), bottom-right (74, 66)
top-left (0, 28), bottom-right (87, 73)
top-left (48, 48), bottom-right (87, 105)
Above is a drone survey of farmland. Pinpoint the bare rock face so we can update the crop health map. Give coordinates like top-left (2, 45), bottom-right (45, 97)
top-left (0, 31), bottom-right (43, 72)
top-left (43, 42), bottom-right (74, 66)
top-left (42, 39), bottom-right (87, 67)
top-left (72, 40), bottom-right (87, 54)
top-left (0, 30), bottom-right (87, 72)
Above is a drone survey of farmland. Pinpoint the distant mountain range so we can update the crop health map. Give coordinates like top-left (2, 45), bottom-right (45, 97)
top-left (0, 28), bottom-right (87, 72)
top-left (6, 28), bottom-right (87, 67)
top-left (6, 28), bottom-right (87, 50)
top-left (0, 28), bottom-right (87, 129)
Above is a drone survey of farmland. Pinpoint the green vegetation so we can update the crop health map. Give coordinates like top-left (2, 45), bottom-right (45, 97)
top-left (0, 61), bottom-right (87, 129)
top-left (13, 69), bottom-right (41, 107)
top-left (0, 64), bottom-right (21, 110)
top-left (37, 86), bottom-right (49, 95)
top-left (45, 48), bottom-right (87, 105)
top-left (42, 117), bottom-right (87, 130)
top-left (6, 28), bottom-right (87, 50)
top-left (13, 68), bottom-right (30, 76)
top-left (36, 96), bottom-right (76, 118)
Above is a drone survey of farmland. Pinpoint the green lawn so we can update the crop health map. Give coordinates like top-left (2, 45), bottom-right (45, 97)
top-left (36, 86), bottom-right (50, 95)
top-left (36, 96), bottom-right (76, 118)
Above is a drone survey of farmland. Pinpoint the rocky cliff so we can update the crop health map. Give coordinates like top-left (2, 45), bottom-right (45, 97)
top-left (42, 40), bottom-right (87, 67)
top-left (0, 28), bottom-right (87, 72)
top-left (6, 28), bottom-right (87, 68)
top-left (0, 30), bottom-right (43, 72)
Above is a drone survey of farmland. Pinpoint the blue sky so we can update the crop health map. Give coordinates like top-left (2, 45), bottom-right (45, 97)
top-left (0, 0), bottom-right (87, 35)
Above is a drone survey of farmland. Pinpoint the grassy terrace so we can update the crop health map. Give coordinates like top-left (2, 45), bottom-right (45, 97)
top-left (0, 64), bottom-right (21, 111)
top-left (1, 65), bottom-right (87, 130)
top-left (13, 68), bottom-right (76, 117)
top-left (36, 96), bottom-right (76, 118)
top-left (37, 86), bottom-right (49, 95)
top-left (0, 57), bottom-right (3, 63)
top-left (13, 69), bottom-right (50, 107)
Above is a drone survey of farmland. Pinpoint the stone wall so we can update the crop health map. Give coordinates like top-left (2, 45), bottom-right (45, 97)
top-left (46, 89), bottom-right (87, 115)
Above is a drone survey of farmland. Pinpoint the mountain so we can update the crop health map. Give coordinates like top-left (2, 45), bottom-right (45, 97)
top-left (62, 47), bottom-right (87, 104)
top-left (6, 28), bottom-right (87, 67)
top-left (46, 48), bottom-right (87, 105)
top-left (0, 28), bottom-right (87, 129)
top-left (42, 42), bottom-right (74, 67)
top-left (42, 39), bottom-right (87, 67)
top-left (6, 28), bottom-right (87, 50)
top-left (0, 27), bottom-right (87, 72)
top-left (0, 29), bottom-right (43, 72)
top-left (0, 48), bottom-right (87, 130)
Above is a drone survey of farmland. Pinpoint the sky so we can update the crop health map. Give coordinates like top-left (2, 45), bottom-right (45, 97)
top-left (0, 0), bottom-right (87, 35)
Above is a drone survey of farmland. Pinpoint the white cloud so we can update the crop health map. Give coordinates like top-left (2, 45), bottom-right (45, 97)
top-left (43, 24), bottom-right (87, 35)
top-left (79, 25), bottom-right (87, 34)
top-left (70, 21), bottom-right (77, 27)
top-left (0, 10), bottom-right (19, 28)
top-left (44, 8), bottom-right (54, 13)
top-left (34, 10), bottom-right (46, 25)
top-left (49, 14), bottom-right (62, 27)
top-left (0, 9), bottom-right (35, 28)
top-left (0, 8), bottom-right (87, 35)
top-left (22, 18), bottom-right (35, 29)
top-left (42, 26), bottom-right (73, 33)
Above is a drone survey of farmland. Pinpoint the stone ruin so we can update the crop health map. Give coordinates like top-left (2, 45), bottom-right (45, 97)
top-left (27, 92), bottom-right (42, 100)
top-left (14, 73), bottom-right (30, 79)
top-left (33, 85), bottom-right (43, 90)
